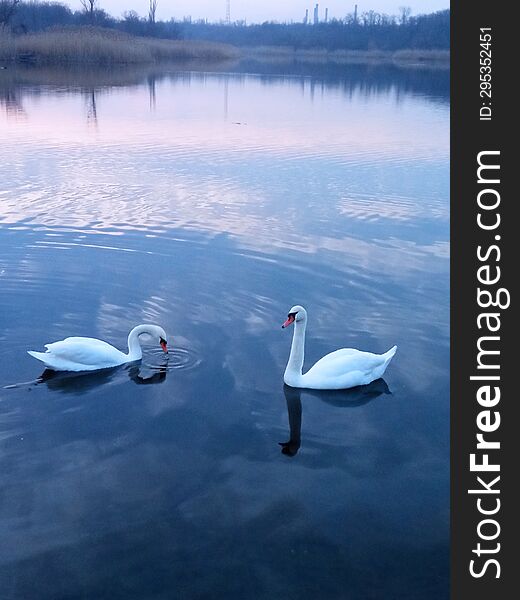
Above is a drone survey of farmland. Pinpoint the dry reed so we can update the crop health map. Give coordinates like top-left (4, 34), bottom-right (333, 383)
top-left (0, 27), bottom-right (238, 65)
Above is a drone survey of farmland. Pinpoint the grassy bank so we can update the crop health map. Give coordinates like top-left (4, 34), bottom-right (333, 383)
top-left (0, 27), bottom-right (238, 65)
top-left (0, 26), bottom-right (448, 68)
top-left (243, 45), bottom-right (450, 66)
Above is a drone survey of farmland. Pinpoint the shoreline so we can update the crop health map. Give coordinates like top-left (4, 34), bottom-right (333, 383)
top-left (242, 46), bottom-right (449, 66)
top-left (1, 28), bottom-right (449, 68)
top-left (0, 27), bottom-right (239, 65)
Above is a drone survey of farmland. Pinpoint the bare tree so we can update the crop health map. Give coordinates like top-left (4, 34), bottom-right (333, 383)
top-left (361, 11), bottom-right (379, 27)
top-left (149, 0), bottom-right (158, 24)
top-left (80, 0), bottom-right (98, 23)
top-left (0, 0), bottom-right (20, 26)
top-left (398, 6), bottom-right (411, 25)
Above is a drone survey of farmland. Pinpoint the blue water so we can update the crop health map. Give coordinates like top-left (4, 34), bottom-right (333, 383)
top-left (0, 62), bottom-right (449, 599)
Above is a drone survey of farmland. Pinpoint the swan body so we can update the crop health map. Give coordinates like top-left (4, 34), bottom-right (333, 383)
top-left (28, 324), bottom-right (168, 372)
top-left (282, 305), bottom-right (396, 390)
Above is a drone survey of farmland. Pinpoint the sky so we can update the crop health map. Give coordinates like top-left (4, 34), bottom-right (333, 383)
top-left (69, 1), bottom-right (450, 23)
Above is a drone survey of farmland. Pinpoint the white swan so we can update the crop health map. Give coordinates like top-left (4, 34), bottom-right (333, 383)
top-left (282, 305), bottom-right (396, 390)
top-left (28, 324), bottom-right (168, 372)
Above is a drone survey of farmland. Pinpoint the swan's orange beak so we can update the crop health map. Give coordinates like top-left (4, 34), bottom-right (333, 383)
top-left (160, 339), bottom-right (168, 353)
top-left (282, 314), bottom-right (295, 329)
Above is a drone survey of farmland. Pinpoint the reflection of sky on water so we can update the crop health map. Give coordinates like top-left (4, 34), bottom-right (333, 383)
top-left (0, 64), bottom-right (449, 599)
top-left (1, 71), bottom-right (448, 278)
top-left (1, 72), bottom-right (448, 155)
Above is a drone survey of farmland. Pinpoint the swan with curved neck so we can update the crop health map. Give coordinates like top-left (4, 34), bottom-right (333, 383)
top-left (282, 305), bottom-right (396, 390)
top-left (28, 324), bottom-right (168, 372)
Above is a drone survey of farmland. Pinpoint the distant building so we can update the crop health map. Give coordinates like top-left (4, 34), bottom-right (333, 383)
top-left (313, 3), bottom-right (319, 25)
top-left (325, 8), bottom-right (328, 23)
top-left (303, 8), bottom-right (309, 25)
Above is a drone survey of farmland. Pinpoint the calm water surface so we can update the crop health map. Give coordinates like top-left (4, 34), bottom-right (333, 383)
top-left (0, 62), bottom-right (449, 599)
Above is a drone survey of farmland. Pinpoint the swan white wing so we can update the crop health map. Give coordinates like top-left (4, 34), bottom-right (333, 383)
top-left (307, 348), bottom-right (385, 378)
top-left (43, 337), bottom-right (125, 366)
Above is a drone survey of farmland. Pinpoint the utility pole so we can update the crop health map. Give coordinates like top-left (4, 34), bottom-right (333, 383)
top-left (225, 0), bottom-right (231, 25)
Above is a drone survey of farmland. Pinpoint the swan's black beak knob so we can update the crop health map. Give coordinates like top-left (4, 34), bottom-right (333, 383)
top-left (282, 314), bottom-right (295, 329)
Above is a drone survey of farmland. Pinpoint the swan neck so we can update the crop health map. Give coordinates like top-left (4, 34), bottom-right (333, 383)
top-left (127, 325), bottom-right (147, 360)
top-left (286, 320), bottom-right (306, 378)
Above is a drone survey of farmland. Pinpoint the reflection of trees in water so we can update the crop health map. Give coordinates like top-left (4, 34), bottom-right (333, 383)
top-left (84, 88), bottom-right (98, 126)
top-left (241, 61), bottom-right (449, 104)
top-left (2, 60), bottom-right (449, 120)
top-left (147, 73), bottom-right (156, 111)
top-left (159, 63), bottom-right (449, 106)
top-left (158, 62), bottom-right (448, 105)
top-left (0, 75), bottom-right (26, 118)
top-left (223, 76), bottom-right (228, 120)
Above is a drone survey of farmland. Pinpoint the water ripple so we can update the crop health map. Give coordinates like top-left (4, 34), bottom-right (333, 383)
top-left (145, 346), bottom-right (202, 372)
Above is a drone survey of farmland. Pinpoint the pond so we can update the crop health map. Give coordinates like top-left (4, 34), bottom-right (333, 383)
top-left (0, 60), bottom-right (449, 599)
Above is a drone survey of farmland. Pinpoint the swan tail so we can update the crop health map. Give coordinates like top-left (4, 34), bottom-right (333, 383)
top-left (27, 350), bottom-right (48, 363)
top-left (382, 345), bottom-right (397, 367)
top-left (28, 350), bottom-right (68, 371)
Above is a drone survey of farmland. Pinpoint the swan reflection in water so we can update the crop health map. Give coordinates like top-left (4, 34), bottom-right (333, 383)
top-left (279, 379), bottom-right (391, 457)
top-left (34, 362), bottom-right (168, 394)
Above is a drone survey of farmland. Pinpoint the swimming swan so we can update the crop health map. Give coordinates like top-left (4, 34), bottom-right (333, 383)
top-left (282, 306), bottom-right (396, 390)
top-left (28, 324), bottom-right (168, 372)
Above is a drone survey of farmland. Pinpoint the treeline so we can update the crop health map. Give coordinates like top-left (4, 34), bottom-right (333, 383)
top-left (3, 1), bottom-right (183, 38)
top-left (183, 12), bottom-right (450, 51)
top-left (3, 1), bottom-right (450, 51)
